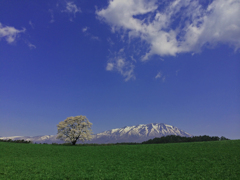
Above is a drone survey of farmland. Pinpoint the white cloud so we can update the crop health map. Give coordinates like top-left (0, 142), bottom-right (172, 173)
top-left (130, 56), bottom-right (137, 63)
top-left (107, 37), bottom-right (114, 46)
top-left (91, 36), bottom-right (100, 41)
top-left (155, 72), bottom-right (162, 79)
top-left (162, 76), bottom-right (166, 82)
top-left (82, 27), bottom-right (88, 32)
top-left (97, 0), bottom-right (240, 60)
top-left (176, 70), bottom-right (180, 76)
top-left (106, 48), bottom-right (136, 81)
top-left (155, 71), bottom-right (165, 82)
top-left (106, 63), bottom-right (114, 71)
top-left (28, 42), bottom-right (36, 49)
top-left (195, 0), bottom-right (240, 51)
top-left (0, 23), bottom-right (25, 44)
top-left (49, 9), bottom-right (55, 23)
top-left (49, 2), bottom-right (80, 23)
top-left (62, 2), bottom-right (81, 17)
top-left (29, 21), bottom-right (34, 29)
top-left (82, 27), bottom-right (100, 41)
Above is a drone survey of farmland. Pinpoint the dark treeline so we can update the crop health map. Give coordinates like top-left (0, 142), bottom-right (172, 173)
top-left (0, 139), bottom-right (33, 144)
top-left (0, 135), bottom-right (230, 146)
top-left (141, 135), bottom-right (230, 145)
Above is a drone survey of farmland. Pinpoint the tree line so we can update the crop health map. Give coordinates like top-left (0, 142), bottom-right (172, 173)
top-left (0, 139), bottom-right (33, 144)
top-left (141, 135), bottom-right (230, 144)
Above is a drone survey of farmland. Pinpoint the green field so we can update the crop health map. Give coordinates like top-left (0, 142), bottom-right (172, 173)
top-left (0, 140), bottom-right (239, 179)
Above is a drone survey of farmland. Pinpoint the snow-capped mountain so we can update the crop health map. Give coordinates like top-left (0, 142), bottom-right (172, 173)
top-left (0, 123), bottom-right (192, 144)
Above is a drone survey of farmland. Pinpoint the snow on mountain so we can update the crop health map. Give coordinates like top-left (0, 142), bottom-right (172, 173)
top-left (0, 123), bottom-right (192, 144)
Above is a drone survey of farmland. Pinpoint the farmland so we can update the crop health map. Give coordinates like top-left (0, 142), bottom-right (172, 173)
top-left (0, 140), bottom-right (239, 179)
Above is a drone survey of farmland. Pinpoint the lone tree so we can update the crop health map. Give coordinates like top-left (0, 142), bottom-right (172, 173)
top-left (56, 115), bottom-right (94, 145)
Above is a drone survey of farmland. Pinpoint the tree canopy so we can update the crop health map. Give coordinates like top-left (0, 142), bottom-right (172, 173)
top-left (56, 115), bottom-right (93, 145)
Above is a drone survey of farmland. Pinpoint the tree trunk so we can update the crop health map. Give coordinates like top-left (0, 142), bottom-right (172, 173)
top-left (72, 137), bottom-right (79, 145)
top-left (72, 140), bottom-right (76, 145)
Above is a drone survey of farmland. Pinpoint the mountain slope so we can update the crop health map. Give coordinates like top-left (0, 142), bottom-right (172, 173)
top-left (0, 123), bottom-right (192, 144)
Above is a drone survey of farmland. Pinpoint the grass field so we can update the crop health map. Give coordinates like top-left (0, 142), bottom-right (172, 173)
top-left (0, 140), bottom-right (239, 179)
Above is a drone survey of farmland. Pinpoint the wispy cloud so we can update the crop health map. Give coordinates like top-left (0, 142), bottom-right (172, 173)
top-left (49, 9), bottom-right (55, 23)
top-left (162, 76), bottom-right (166, 82)
top-left (91, 36), bottom-right (100, 41)
top-left (62, 2), bottom-right (81, 17)
top-left (49, 1), bottom-right (81, 22)
top-left (29, 21), bottom-right (34, 29)
top-left (0, 23), bottom-right (25, 44)
top-left (82, 27), bottom-right (100, 41)
top-left (176, 70), bottom-right (180, 76)
top-left (97, 0), bottom-right (240, 60)
top-left (107, 37), bottom-right (114, 46)
top-left (82, 27), bottom-right (88, 32)
top-left (155, 71), bottom-right (165, 82)
top-left (106, 48), bottom-right (136, 81)
top-left (106, 63), bottom-right (114, 71)
top-left (130, 56), bottom-right (137, 63)
top-left (28, 42), bottom-right (36, 49)
top-left (155, 72), bottom-right (162, 79)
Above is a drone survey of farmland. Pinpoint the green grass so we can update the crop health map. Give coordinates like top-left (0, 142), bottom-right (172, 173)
top-left (0, 140), bottom-right (239, 179)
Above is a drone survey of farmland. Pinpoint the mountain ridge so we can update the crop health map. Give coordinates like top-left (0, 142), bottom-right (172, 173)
top-left (0, 123), bottom-right (192, 144)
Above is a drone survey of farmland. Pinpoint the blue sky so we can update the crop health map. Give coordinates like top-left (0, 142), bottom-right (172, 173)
top-left (0, 0), bottom-right (239, 140)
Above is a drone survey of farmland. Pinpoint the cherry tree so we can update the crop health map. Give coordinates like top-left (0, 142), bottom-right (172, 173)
top-left (56, 115), bottom-right (93, 145)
